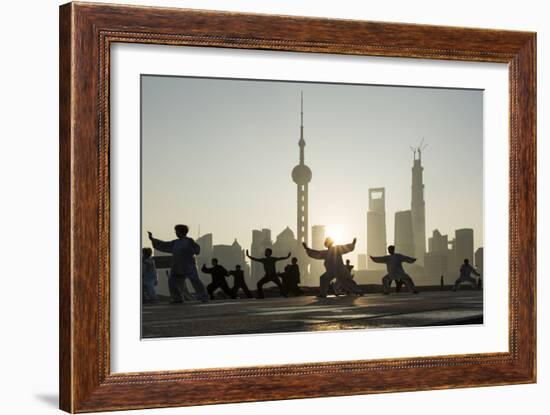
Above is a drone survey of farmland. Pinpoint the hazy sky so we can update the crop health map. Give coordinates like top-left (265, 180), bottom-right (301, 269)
top-left (141, 75), bottom-right (483, 256)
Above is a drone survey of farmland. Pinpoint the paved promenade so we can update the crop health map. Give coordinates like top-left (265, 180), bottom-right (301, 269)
top-left (141, 290), bottom-right (483, 338)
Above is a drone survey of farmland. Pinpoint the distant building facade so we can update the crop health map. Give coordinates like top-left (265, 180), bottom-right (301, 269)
top-left (394, 210), bottom-right (415, 258)
top-left (424, 229), bottom-right (454, 281)
top-left (357, 254), bottom-right (367, 271)
top-left (475, 247), bottom-right (484, 275)
top-left (212, 239), bottom-right (249, 282)
top-left (454, 228), bottom-right (474, 271)
top-left (367, 187), bottom-right (387, 270)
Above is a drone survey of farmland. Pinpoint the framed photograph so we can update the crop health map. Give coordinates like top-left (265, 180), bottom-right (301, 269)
top-left (59, 2), bottom-right (536, 412)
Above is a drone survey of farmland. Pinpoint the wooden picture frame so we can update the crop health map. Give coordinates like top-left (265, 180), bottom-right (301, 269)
top-left (59, 2), bottom-right (536, 412)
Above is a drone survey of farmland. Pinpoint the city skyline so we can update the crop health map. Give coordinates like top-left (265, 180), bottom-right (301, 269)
top-left (141, 75), bottom-right (484, 262)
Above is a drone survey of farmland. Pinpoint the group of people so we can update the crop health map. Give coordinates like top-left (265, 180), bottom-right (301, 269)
top-left (142, 224), bottom-right (482, 304)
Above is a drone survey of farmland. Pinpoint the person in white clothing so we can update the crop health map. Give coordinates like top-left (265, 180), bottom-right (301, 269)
top-left (370, 245), bottom-right (419, 294)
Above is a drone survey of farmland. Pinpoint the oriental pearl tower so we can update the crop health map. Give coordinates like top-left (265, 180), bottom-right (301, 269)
top-left (291, 91), bottom-right (312, 246)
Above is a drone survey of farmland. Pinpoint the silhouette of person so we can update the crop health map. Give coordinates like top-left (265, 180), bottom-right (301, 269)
top-left (148, 224), bottom-right (209, 303)
top-left (440, 275), bottom-right (445, 290)
top-left (142, 248), bottom-right (159, 303)
top-left (202, 258), bottom-right (237, 300)
top-left (165, 270), bottom-right (194, 300)
top-left (303, 237), bottom-right (363, 298)
top-left (246, 248), bottom-right (289, 299)
top-left (453, 259), bottom-right (480, 291)
top-left (229, 265), bottom-right (253, 298)
top-left (371, 245), bottom-right (419, 294)
top-left (332, 259), bottom-right (355, 296)
top-left (345, 259), bottom-right (354, 275)
top-left (280, 257), bottom-right (303, 297)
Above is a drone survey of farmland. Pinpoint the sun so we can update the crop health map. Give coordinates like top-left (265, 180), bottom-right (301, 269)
top-left (324, 224), bottom-right (348, 245)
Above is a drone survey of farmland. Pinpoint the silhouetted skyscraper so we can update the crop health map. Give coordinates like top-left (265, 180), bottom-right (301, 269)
top-left (475, 247), bottom-right (484, 275)
top-left (291, 92), bottom-right (312, 246)
top-left (367, 187), bottom-right (387, 270)
top-left (411, 145), bottom-right (427, 265)
top-left (394, 210), bottom-right (415, 258)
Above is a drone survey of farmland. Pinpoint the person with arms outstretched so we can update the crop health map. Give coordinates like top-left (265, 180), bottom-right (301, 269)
top-left (148, 224), bottom-right (209, 303)
top-left (303, 237), bottom-right (363, 297)
top-left (229, 264), bottom-right (253, 298)
top-left (371, 245), bottom-right (419, 294)
top-left (453, 258), bottom-right (480, 291)
top-left (246, 248), bottom-right (290, 299)
top-left (202, 258), bottom-right (237, 300)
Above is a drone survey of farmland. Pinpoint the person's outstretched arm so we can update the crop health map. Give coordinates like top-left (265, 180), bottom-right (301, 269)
top-left (302, 242), bottom-right (326, 260)
top-left (400, 254), bottom-right (417, 264)
top-left (339, 238), bottom-right (357, 254)
top-left (147, 231), bottom-right (174, 253)
top-left (274, 252), bottom-right (292, 262)
top-left (471, 266), bottom-right (481, 276)
top-left (201, 264), bottom-right (213, 273)
top-left (370, 255), bottom-right (388, 264)
top-left (245, 249), bottom-right (262, 262)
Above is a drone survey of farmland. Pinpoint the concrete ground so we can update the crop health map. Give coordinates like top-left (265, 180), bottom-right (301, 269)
top-left (141, 290), bottom-right (483, 338)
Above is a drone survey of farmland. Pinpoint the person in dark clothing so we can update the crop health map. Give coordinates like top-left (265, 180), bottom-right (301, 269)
top-left (201, 258), bottom-right (236, 300)
top-left (282, 257), bottom-right (303, 296)
top-left (229, 265), bottom-right (253, 298)
top-left (246, 248), bottom-right (290, 299)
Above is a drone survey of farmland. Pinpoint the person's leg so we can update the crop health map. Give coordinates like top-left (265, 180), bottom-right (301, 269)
top-left (453, 277), bottom-right (463, 291)
top-left (400, 274), bottom-right (419, 293)
top-left (144, 279), bottom-right (158, 302)
top-left (382, 274), bottom-right (392, 294)
top-left (466, 276), bottom-right (477, 288)
top-left (241, 282), bottom-right (253, 298)
top-left (256, 275), bottom-right (270, 299)
top-left (269, 275), bottom-right (286, 296)
top-left (186, 267), bottom-right (209, 301)
top-left (207, 282), bottom-right (217, 300)
top-left (319, 272), bottom-right (333, 297)
top-left (220, 280), bottom-right (237, 299)
top-left (337, 276), bottom-right (362, 295)
top-left (168, 275), bottom-right (183, 302)
top-left (395, 280), bottom-right (404, 292)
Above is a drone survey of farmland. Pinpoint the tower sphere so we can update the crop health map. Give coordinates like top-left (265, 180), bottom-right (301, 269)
top-left (292, 164), bottom-right (312, 184)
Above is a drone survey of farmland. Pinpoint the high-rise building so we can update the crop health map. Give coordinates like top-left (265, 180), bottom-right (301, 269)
top-left (475, 247), bottom-right (484, 275)
top-left (394, 210), bottom-right (415, 258)
top-left (212, 239), bottom-right (248, 282)
top-left (311, 225), bottom-right (326, 282)
top-left (250, 228), bottom-right (272, 284)
top-left (291, 91), bottom-right (312, 247)
top-left (357, 254), bottom-right (367, 271)
top-left (424, 229), bottom-right (454, 280)
top-left (454, 228), bottom-right (474, 271)
top-left (367, 187), bottom-right (387, 270)
top-left (411, 146), bottom-right (427, 265)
